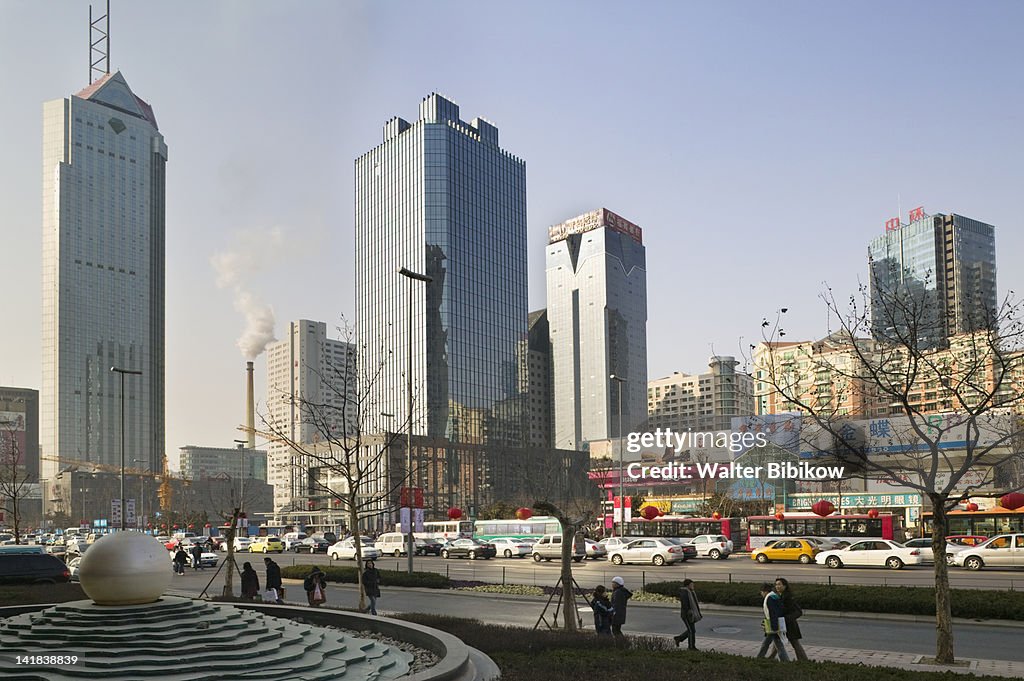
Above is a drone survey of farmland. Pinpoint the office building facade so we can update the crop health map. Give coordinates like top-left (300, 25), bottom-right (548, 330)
top-left (265, 320), bottom-right (357, 515)
top-left (648, 357), bottom-right (755, 433)
top-left (869, 211), bottom-right (996, 349)
top-left (354, 93), bottom-right (528, 448)
top-left (178, 445), bottom-right (267, 482)
top-left (547, 208), bottom-right (648, 450)
top-left (40, 72), bottom-right (167, 500)
top-left (518, 310), bottom-right (553, 448)
top-left (0, 387), bottom-right (40, 483)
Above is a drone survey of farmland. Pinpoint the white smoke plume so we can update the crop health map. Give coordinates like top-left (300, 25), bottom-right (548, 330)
top-left (211, 228), bottom-right (283, 359)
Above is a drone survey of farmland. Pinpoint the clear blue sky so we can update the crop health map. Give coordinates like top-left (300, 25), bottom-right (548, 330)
top-left (2, 1), bottom-right (1021, 468)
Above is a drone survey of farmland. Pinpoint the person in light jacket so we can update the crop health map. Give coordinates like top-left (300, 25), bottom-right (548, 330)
top-left (757, 583), bottom-right (790, 661)
top-left (673, 578), bottom-right (702, 650)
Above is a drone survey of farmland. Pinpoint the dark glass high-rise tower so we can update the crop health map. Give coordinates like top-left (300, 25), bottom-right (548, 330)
top-left (869, 211), bottom-right (997, 349)
top-left (355, 94), bottom-right (528, 447)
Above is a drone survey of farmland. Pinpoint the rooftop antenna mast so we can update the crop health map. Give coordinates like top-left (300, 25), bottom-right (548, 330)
top-left (89, 0), bottom-right (110, 84)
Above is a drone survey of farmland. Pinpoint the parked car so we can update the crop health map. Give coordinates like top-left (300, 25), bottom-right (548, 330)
top-left (685, 534), bottom-right (733, 559)
top-left (231, 537), bottom-right (253, 552)
top-left (663, 538), bottom-right (698, 560)
top-left (816, 539), bottom-right (922, 569)
top-left (598, 537), bottom-right (642, 553)
top-left (491, 537), bottom-right (533, 558)
top-left (66, 556), bottom-right (82, 582)
top-left (953, 534), bottom-right (1024, 570)
top-left (0, 554), bottom-right (71, 584)
top-left (376, 532), bottom-right (429, 557)
top-left (532, 533), bottom-right (585, 563)
top-left (282, 532), bottom-right (308, 552)
top-left (752, 539), bottom-right (819, 564)
top-left (328, 538), bottom-right (380, 561)
top-left (584, 539), bottom-right (608, 560)
top-left (903, 538), bottom-right (968, 565)
top-left (293, 536), bottom-right (330, 554)
top-left (946, 535), bottom-right (988, 547)
top-left (419, 539), bottom-right (445, 556)
top-left (609, 537), bottom-right (688, 566)
top-left (249, 536), bottom-right (285, 553)
top-left (169, 548), bottom-right (219, 568)
top-left (441, 538), bottom-right (497, 560)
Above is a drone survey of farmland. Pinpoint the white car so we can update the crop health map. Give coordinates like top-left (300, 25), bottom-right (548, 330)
top-left (598, 537), bottom-right (642, 552)
top-left (953, 534), bottom-right (1024, 570)
top-left (609, 538), bottom-right (687, 566)
top-left (903, 538), bottom-right (968, 565)
top-left (328, 538), bottom-right (381, 561)
top-left (170, 548), bottom-right (219, 568)
top-left (231, 537), bottom-right (253, 552)
top-left (490, 537), bottom-right (533, 558)
top-left (816, 539), bottom-right (923, 570)
top-left (584, 539), bottom-right (608, 560)
top-left (685, 534), bottom-right (733, 559)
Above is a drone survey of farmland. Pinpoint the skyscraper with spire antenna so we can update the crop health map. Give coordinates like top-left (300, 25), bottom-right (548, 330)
top-left (40, 69), bottom-right (167, 514)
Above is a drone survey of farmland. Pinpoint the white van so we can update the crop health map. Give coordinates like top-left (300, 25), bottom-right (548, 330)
top-left (377, 532), bottom-right (426, 557)
top-left (282, 532), bottom-right (308, 552)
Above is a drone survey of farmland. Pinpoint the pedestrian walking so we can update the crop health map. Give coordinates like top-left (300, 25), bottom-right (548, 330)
top-left (264, 556), bottom-right (284, 604)
top-left (591, 585), bottom-right (614, 636)
top-left (609, 576), bottom-right (632, 639)
top-left (768, 577), bottom-right (809, 661)
top-left (673, 578), bottom-right (702, 650)
top-left (173, 547), bottom-right (188, 575)
top-left (363, 559), bottom-right (382, 615)
top-left (757, 582), bottom-right (790, 661)
top-left (240, 561), bottom-right (260, 600)
top-left (191, 544), bottom-right (203, 571)
top-left (304, 566), bottom-right (328, 607)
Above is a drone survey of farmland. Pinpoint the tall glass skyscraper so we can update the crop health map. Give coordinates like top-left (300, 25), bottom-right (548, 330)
top-left (869, 212), bottom-right (996, 349)
top-left (355, 94), bottom-right (528, 447)
top-left (40, 72), bottom-right (167, 493)
top-left (546, 209), bottom-right (648, 450)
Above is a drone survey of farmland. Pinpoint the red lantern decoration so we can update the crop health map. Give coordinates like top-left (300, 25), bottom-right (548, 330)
top-left (515, 507), bottom-right (533, 521)
top-left (204, 523), bottom-right (211, 528)
top-left (811, 500), bottom-right (836, 517)
top-left (147, 523), bottom-right (153, 529)
top-left (640, 505), bottom-right (659, 521)
top-left (657, 508), bottom-right (666, 517)
top-left (447, 507), bottom-right (463, 520)
top-left (965, 503), bottom-right (979, 512)
top-left (173, 524), bottom-right (179, 529)
top-left (1000, 492), bottom-right (1024, 511)
top-left (711, 512), bottom-right (721, 520)
top-left (188, 524), bottom-right (194, 530)
top-left (867, 508), bottom-right (879, 519)
top-left (774, 512), bottom-right (785, 521)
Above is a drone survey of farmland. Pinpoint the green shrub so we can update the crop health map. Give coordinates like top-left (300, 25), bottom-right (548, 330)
top-left (644, 580), bottom-right (1024, 620)
top-left (457, 584), bottom-right (545, 596)
top-left (280, 564), bottom-right (449, 589)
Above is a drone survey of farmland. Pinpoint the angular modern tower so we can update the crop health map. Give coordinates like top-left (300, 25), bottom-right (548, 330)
top-left (355, 94), bottom-right (528, 447)
top-left (869, 211), bottom-right (996, 350)
top-left (40, 72), bottom-right (167, 493)
top-left (546, 209), bottom-right (648, 451)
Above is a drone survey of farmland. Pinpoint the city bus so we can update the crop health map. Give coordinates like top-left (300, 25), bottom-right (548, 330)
top-left (474, 516), bottom-right (562, 541)
top-left (922, 508), bottom-right (1024, 538)
top-left (623, 516), bottom-right (743, 550)
top-left (746, 513), bottom-right (902, 550)
top-left (396, 520), bottom-right (474, 541)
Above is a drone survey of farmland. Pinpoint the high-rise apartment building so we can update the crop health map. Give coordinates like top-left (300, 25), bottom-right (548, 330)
top-left (265, 320), bottom-right (357, 515)
top-left (354, 93), bottom-right (528, 447)
top-left (648, 357), bottom-right (755, 433)
top-left (869, 211), bottom-right (996, 349)
top-left (547, 208), bottom-right (648, 450)
top-left (40, 72), bottom-right (167, 499)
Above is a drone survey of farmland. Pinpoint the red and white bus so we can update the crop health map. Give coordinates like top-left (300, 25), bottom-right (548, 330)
top-left (746, 513), bottom-right (902, 550)
top-left (623, 516), bottom-right (743, 550)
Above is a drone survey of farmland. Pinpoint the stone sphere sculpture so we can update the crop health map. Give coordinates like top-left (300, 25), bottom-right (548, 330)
top-left (78, 532), bottom-right (172, 605)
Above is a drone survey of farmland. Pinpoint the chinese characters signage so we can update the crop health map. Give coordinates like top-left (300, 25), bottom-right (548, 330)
top-left (883, 206), bottom-right (927, 232)
top-left (548, 208), bottom-right (643, 244)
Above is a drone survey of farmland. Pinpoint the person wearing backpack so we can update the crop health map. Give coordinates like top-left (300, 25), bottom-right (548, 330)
top-left (768, 577), bottom-right (809, 661)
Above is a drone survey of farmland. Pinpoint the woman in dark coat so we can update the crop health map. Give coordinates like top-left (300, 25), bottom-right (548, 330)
top-left (771, 577), bottom-right (808, 661)
top-left (362, 559), bottom-right (382, 615)
top-left (240, 562), bottom-right (260, 600)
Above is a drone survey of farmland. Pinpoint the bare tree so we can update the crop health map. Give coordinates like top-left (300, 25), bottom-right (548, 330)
top-left (752, 273), bottom-right (1024, 664)
top-left (0, 416), bottom-right (32, 544)
top-left (261, 321), bottom-right (409, 612)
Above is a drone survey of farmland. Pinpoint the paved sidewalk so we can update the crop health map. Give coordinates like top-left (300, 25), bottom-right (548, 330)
top-left (649, 634), bottom-right (1022, 678)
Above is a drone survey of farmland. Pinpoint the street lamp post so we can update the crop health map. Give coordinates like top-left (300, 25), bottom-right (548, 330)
top-left (610, 374), bottom-right (626, 537)
top-left (132, 458), bottom-right (145, 530)
top-left (233, 439), bottom-right (248, 511)
top-left (110, 366), bottom-right (142, 532)
top-left (398, 266), bottom-right (431, 574)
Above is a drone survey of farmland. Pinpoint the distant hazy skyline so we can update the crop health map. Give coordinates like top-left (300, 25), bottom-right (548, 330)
top-left (2, 1), bottom-right (1022, 468)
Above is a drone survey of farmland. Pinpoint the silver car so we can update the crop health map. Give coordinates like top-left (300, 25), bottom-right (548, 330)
top-left (954, 534), bottom-right (1024, 570)
top-left (903, 538), bottom-right (967, 565)
top-left (609, 538), bottom-right (687, 566)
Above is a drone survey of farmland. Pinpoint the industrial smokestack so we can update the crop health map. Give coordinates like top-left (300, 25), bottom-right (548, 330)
top-left (246, 361), bottom-right (256, 449)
